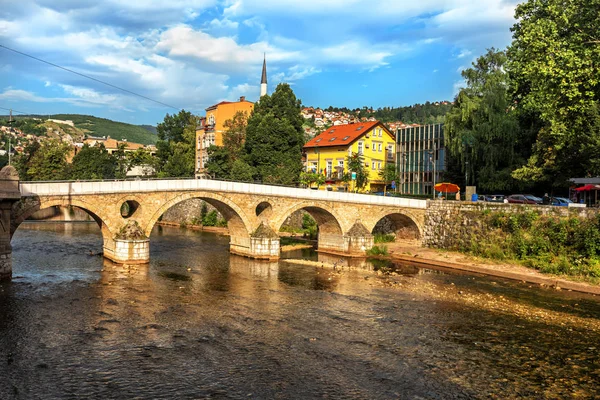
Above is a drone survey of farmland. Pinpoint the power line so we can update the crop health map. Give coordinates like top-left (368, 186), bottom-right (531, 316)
top-left (0, 106), bottom-right (30, 115)
top-left (0, 44), bottom-right (182, 111)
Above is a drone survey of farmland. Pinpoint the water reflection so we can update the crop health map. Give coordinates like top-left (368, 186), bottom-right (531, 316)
top-left (1, 222), bottom-right (599, 399)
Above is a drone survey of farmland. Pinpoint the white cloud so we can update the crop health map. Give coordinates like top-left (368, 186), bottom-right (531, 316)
top-left (453, 79), bottom-right (466, 95)
top-left (0, 89), bottom-right (51, 103)
top-left (456, 49), bottom-right (472, 59)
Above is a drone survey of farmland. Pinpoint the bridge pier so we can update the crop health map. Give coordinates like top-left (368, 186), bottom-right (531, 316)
top-left (0, 166), bottom-right (21, 281)
top-left (102, 221), bottom-right (150, 264)
top-left (104, 238), bottom-right (150, 264)
top-left (317, 222), bottom-right (374, 257)
top-left (230, 223), bottom-right (280, 260)
top-left (0, 202), bottom-right (13, 281)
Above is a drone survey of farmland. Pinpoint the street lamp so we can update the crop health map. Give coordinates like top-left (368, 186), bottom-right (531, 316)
top-left (428, 150), bottom-right (436, 199)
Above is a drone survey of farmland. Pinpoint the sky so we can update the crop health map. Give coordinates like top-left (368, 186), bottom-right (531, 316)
top-left (0, 0), bottom-right (522, 126)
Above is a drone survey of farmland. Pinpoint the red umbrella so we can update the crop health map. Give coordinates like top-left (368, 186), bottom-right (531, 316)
top-left (575, 184), bottom-right (600, 192)
top-left (434, 182), bottom-right (460, 193)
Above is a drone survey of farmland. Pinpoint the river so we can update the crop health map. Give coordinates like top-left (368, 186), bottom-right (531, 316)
top-left (1, 222), bottom-right (599, 399)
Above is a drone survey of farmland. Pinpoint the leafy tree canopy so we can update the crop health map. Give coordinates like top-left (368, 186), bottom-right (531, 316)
top-left (508, 0), bottom-right (600, 185)
top-left (445, 49), bottom-right (531, 192)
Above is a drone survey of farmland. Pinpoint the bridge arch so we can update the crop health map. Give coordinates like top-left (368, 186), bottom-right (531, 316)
top-left (272, 201), bottom-right (345, 237)
top-left (367, 211), bottom-right (423, 240)
top-left (10, 197), bottom-right (113, 252)
top-left (144, 191), bottom-right (254, 239)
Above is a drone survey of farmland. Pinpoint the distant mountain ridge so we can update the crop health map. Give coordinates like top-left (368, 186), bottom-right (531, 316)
top-left (1, 114), bottom-right (158, 145)
top-left (48, 114), bottom-right (157, 145)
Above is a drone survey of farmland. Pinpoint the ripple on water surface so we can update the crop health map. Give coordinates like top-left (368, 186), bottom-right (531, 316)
top-left (0, 222), bottom-right (599, 399)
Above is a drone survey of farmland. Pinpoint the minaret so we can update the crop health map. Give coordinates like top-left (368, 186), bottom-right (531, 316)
top-left (260, 54), bottom-right (267, 97)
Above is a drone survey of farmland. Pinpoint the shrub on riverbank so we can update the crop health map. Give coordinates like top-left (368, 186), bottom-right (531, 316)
top-left (367, 245), bottom-right (389, 256)
top-left (374, 233), bottom-right (395, 243)
top-left (463, 210), bottom-right (600, 280)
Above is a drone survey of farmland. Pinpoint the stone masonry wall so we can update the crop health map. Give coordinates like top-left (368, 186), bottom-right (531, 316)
top-left (423, 201), bottom-right (600, 250)
top-left (159, 199), bottom-right (221, 225)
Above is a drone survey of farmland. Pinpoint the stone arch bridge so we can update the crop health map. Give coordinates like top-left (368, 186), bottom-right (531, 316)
top-left (1, 176), bottom-right (426, 280)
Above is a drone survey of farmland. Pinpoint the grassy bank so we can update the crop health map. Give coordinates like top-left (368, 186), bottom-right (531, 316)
top-left (460, 210), bottom-right (600, 283)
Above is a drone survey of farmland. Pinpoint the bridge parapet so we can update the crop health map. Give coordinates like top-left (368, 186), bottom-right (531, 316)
top-left (20, 179), bottom-right (427, 209)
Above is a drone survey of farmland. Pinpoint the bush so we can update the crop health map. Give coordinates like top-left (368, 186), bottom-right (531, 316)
top-left (468, 209), bottom-right (600, 280)
top-left (302, 213), bottom-right (318, 240)
top-left (374, 233), bottom-right (395, 243)
top-left (367, 245), bottom-right (389, 256)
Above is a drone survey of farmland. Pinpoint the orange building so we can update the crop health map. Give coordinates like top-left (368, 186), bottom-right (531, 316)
top-left (195, 96), bottom-right (254, 176)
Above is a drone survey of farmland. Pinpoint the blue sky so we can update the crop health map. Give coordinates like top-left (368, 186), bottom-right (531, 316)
top-left (0, 0), bottom-right (521, 125)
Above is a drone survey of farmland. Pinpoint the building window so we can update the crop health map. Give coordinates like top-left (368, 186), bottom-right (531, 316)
top-left (357, 141), bottom-right (364, 155)
top-left (378, 143), bottom-right (382, 152)
top-left (372, 161), bottom-right (376, 170)
top-left (337, 160), bottom-right (344, 178)
top-left (378, 162), bottom-right (381, 170)
top-left (379, 129), bottom-right (382, 137)
top-left (326, 160), bottom-right (333, 178)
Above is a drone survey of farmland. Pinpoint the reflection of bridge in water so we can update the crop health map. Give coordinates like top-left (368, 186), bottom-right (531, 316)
top-left (0, 174), bottom-right (426, 281)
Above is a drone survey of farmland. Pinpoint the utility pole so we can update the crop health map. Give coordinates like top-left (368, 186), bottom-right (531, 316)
top-left (7, 109), bottom-right (13, 165)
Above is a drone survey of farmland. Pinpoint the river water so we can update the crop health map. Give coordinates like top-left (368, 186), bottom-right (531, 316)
top-left (1, 222), bottom-right (599, 399)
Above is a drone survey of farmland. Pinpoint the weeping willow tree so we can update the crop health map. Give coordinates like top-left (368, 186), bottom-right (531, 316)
top-left (445, 49), bottom-right (532, 192)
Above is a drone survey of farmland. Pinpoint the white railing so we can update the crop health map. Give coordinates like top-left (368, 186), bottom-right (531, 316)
top-left (20, 179), bottom-right (427, 209)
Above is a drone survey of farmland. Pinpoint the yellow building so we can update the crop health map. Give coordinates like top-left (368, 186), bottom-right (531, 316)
top-left (303, 121), bottom-right (396, 192)
top-left (195, 96), bottom-right (254, 177)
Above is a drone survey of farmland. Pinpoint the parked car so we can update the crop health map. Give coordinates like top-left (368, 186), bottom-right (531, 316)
top-left (525, 195), bottom-right (543, 204)
top-left (507, 194), bottom-right (540, 204)
top-left (551, 197), bottom-right (573, 206)
top-left (482, 194), bottom-right (505, 203)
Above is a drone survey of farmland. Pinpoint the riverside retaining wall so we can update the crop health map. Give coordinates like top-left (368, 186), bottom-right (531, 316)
top-left (423, 201), bottom-right (599, 249)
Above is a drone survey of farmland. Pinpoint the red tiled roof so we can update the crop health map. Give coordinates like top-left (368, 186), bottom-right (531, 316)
top-left (206, 101), bottom-right (233, 111)
top-left (303, 121), bottom-right (382, 149)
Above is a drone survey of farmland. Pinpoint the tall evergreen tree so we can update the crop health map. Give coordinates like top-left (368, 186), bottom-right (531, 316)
top-left (245, 83), bottom-right (304, 185)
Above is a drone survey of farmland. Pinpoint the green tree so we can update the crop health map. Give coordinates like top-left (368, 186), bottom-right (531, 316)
top-left (508, 0), bottom-right (600, 185)
top-left (230, 159), bottom-right (255, 181)
top-left (299, 171), bottom-right (325, 188)
top-left (245, 83), bottom-right (304, 184)
top-left (70, 144), bottom-right (116, 180)
top-left (222, 111), bottom-right (248, 162)
top-left (155, 110), bottom-right (196, 176)
top-left (13, 140), bottom-right (40, 180)
top-left (445, 49), bottom-right (530, 192)
top-left (204, 111), bottom-right (251, 180)
top-left (205, 145), bottom-right (232, 179)
top-left (346, 152), bottom-right (369, 191)
top-left (157, 113), bottom-right (198, 177)
top-left (125, 148), bottom-right (156, 176)
top-left (26, 140), bottom-right (70, 181)
top-left (379, 163), bottom-right (399, 193)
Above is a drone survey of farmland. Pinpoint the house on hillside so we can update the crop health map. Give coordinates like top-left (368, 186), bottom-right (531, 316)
top-left (303, 121), bottom-right (396, 192)
top-left (82, 136), bottom-right (152, 155)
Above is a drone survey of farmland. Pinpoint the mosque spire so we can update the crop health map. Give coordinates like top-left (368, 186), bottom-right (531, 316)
top-left (260, 54), bottom-right (267, 97)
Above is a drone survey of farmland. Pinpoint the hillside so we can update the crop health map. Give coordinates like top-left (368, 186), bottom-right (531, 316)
top-left (47, 114), bottom-right (157, 144)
